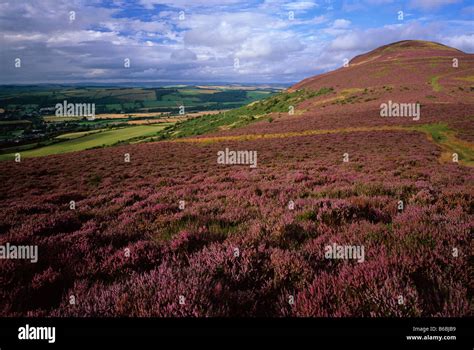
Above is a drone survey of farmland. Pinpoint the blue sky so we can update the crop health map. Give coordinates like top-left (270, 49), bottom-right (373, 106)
top-left (1, 0), bottom-right (473, 84)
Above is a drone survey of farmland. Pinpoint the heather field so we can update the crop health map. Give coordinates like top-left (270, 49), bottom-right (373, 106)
top-left (0, 40), bottom-right (473, 319)
top-left (0, 128), bottom-right (472, 316)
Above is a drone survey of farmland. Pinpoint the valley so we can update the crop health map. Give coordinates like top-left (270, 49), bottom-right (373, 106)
top-left (0, 84), bottom-right (280, 159)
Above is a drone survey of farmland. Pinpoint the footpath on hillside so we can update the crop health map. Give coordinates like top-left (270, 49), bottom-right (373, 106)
top-left (171, 123), bottom-right (474, 167)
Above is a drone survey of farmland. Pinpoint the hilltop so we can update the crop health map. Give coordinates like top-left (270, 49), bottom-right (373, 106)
top-left (292, 40), bottom-right (472, 97)
top-left (349, 40), bottom-right (462, 64)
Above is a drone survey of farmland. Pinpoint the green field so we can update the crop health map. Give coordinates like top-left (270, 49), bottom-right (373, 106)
top-left (0, 84), bottom-right (283, 159)
top-left (55, 129), bottom-right (107, 140)
top-left (0, 85), bottom-right (280, 115)
top-left (0, 120), bottom-right (32, 125)
top-left (0, 124), bottom-right (171, 160)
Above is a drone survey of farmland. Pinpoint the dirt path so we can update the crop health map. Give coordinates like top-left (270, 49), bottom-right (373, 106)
top-left (171, 124), bottom-right (474, 167)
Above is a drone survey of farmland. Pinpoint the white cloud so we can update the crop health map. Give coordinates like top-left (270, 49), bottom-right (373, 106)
top-left (328, 22), bottom-right (440, 53)
top-left (170, 48), bottom-right (198, 61)
top-left (312, 15), bottom-right (329, 24)
top-left (139, 0), bottom-right (242, 9)
top-left (183, 18), bottom-right (252, 47)
top-left (409, 0), bottom-right (461, 10)
top-left (235, 33), bottom-right (304, 60)
top-left (324, 19), bottom-right (352, 36)
top-left (330, 32), bottom-right (365, 51)
top-left (45, 30), bottom-right (125, 46)
top-left (333, 19), bottom-right (352, 28)
top-left (441, 34), bottom-right (474, 52)
top-left (284, 1), bottom-right (318, 10)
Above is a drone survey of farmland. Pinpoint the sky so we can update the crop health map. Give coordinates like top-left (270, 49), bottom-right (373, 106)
top-left (0, 0), bottom-right (473, 84)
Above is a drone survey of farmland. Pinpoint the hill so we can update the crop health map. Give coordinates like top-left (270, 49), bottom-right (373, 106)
top-left (167, 40), bottom-right (473, 166)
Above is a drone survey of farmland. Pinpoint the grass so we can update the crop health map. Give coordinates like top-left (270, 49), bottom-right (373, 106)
top-left (455, 75), bottom-right (474, 83)
top-left (55, 129), bottom-right (107, 140)
top-left (178, 88), bottom-right (218, 95)
top-left (43, 116), bottom-right (83, 122)
top-left (373, 68), bottom-right (389, 78)
top-left (0, 124), bottom-right (171, 160)
top-left (430, 76), bottom-right (442, 92)
top-left (415, 123), bottom-right (448, 143)
top-left (414, 123), bottom-right (474, 167)
top-left (157, 88), bottom-right (334, 139)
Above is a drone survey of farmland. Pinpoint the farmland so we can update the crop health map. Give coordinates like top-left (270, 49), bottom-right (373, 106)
top-left (0, 84), bottom-right (280, 158)
top-left (0, 124), bottom-right (172, 160)
top-left (0, 85), bottom-right (279, 117)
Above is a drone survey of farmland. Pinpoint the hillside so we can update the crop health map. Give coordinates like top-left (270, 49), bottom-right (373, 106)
top-left (172, 40), bottom-right (474, 165)
top-left (0, 41), bottom-right (472, 317)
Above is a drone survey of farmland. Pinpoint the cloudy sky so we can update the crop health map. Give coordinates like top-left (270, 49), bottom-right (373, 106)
top-left (1, 0), bottom-right (473, 84)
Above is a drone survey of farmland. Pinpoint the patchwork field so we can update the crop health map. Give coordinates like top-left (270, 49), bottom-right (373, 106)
top-left (0, 85), bottom-right (280, 158)
top-left (0, 85), bottom-right (279, 116)
top-left (0, 124), bottom-right (172, 160)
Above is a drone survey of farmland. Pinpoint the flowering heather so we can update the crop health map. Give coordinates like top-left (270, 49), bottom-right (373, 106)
top-left (0, 128), bottom-right (472, 317)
